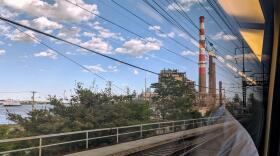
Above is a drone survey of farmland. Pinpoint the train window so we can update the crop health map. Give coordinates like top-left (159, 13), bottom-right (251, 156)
top-left (0, 0), bottom-right (277, 156)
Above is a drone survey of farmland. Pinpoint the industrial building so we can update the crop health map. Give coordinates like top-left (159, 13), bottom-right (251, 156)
top-left (158, 69), bottom-right (195, 90)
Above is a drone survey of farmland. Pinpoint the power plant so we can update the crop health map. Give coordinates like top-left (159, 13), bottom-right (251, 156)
top-left (198, 16), bottom-right (217, 108)
top-left (208, 43), bottom-right (217, 106)
top-left (198, 16), bottom-right (207, 106)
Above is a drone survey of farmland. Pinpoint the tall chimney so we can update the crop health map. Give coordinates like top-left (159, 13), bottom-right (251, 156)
top-left (219, 81), bottom-right (223, 106)
top-left (199, 16), bottom-right (206, 105)
top-left (208, 45), bottom-right (216, 106)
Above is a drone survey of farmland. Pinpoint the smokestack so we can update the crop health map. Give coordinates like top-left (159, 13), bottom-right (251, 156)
top-left (208, 45), bottom-right (216, 106)
top-left (199, 16), bottom-right (206, 105)
top-left (219, 81), bottom-right (223, 106)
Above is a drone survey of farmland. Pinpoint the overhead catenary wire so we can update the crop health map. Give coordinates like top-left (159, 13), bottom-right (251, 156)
top-left (111, 0), bottom-right (197, 64)
top-left (154, 0), bottom-right (259, 73)
top-left (65, 0), bottom-right (243, 89)
top-left (195, 0), bottom-right (241, 46)
top-left (66, 0), bottom-right (243, 83)
top-left (143, 0), bottom-right (245, 78)
top-left (168, 0), bottom-right (241, 50)
top-left (0, 17), bottom-right (242, 94)
top-left (0, 16), bottom-right (159, 76)
top-left (110, 0), bottom-right (241, 84)
top-left (210, 0), bottom-right (262, 69)
top-left (206, 0), bottom-right (261, 69)
top-left (64, 0), bottom-right (197, 65)
top-left (4, 22), bottom-right (127, 94)
top-left (151, 0), bottom-right (242, 67)
top-left (145, 0), bottom-right (259, 85)
top-left (0, 91), bottom-right (31, 94)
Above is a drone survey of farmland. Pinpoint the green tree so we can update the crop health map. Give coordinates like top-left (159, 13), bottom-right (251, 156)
top-left (7, 83), bottom-right (152, 136)
top-left (151, 76), bottom-right (200, 120)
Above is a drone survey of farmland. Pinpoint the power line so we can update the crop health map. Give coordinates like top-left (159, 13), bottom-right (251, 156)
top-left (169, 0), bottom-right (241, 50)
top-left (64, 0), bottom-right (197, 65)
top-left (0, 16), bottom-right (242, 95)
top-left (210, 0), bottom-right (262, 69)
top-left (155, 0), bottom-right (242, 65)
top-left (0, 15), bottom-right (159, 76)
top-left (68, 0), bottom-right (245, 88)
top-left (196, 0), bottom-right (241, 46)
top-left (4, 21), bottom-right (127, 94)
top-left (143, 0), bottom-right (245, 78)
top-left (111, 0), bottom-right (197, 64)
top-left (206, 0), bottom-right (261, 69)
top-left (0, 91), bottom-right (31, 93)
top-left (206, 0), bottom-right (241, 40)
top-left (146, 0), bottom-right (259, 86)
top-left (110, 0), bottom-right (241, 84)
top-left (64, 0), bottom-right (243, 86)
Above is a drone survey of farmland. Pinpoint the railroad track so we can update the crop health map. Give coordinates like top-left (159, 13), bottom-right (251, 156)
top-left (128, 133), bottom-right (213, 156)
top-left (128, 123), bottom-right (236, 156)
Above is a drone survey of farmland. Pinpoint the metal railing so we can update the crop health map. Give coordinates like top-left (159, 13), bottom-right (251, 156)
top-left (0, 116), bottom-right (233, 156)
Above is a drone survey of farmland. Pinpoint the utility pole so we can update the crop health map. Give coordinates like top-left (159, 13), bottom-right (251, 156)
top-left (106, 81), bottom-right (112, 96)
top-left (235, 42), bottom-right (252, 110)
top-left (126, 87), bottom-right (130, 96)
top-left (144, 73), bottom-right (147, 101)
top-left (241, 41), bottom-right (247, 109)
top-left (31, 91), bottom-right (37, 110)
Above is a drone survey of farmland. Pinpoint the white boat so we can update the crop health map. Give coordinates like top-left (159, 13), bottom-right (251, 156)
top-left (2, 99), bottom-right (22, 106)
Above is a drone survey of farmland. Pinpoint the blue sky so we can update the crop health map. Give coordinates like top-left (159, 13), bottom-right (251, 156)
top-left (0, 0), bottom-right (261, 100)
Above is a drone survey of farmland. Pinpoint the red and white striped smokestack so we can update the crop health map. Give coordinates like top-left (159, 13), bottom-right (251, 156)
top-left (199, 16), bottom-right (206, 95)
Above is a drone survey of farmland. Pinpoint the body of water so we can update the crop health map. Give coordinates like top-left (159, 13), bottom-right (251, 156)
top-left (0, 104), bottom-right (53, 124)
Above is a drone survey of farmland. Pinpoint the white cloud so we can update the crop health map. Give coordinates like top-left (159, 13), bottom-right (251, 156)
top-left (65, 37), bottom-right (82, 44)
top-left (181, 50), bottom-right (197, 56)
top-left (225, 55), bottom-right (233, 60)
top-left (217, 55), bottom-right (225, 63)
top-left (149, 25), bottom-right (175, 38)
top-left (0, 0), bottom-right (99, 22)
top-left (211, 31), bottom-right (237, 41)
top-left (115, 37), bottom-right (161, 56)
top-left (84, 64), bottom-right (106, 73)
top-left (149, 25), bottom-right (161, 31)
top-left (84, 64), bottom-right (119, 73)
top-left (107, 65), bottom-right (118, 72)
top-left (190, 38), bottom-right (199, 47)
top-left (167, 0), bottom-right (199, 12)
top-left (226, 53), bottom-right (259, 62)
top-left (83, 32), bottom-right (96, 37)
top-left (0, 6), bottom-right (18, 18)
top-left (81, 37), bottom-right (113, 54)
top-left (175, 28), bottom-right (198, 47)
top-left (65, 51), bottom-right (76, 55)
top-left (0, 49), bottom-right (6, 55)
top-left (0, 22), bottom-right (11, 34)
top-left (34, 49), bottom-right (57, 59)
top-left (19, 17), bottom-right (62, 33)
top-left (57, 27), bottom-right (81, 44)
top-left (7, 29), bottom-right (37, 43)
top-left (91, 22), bottom-right (125, 41)
top-left (58, 27), bottom-right (80, 38)
top-left (133, 69), bottom-right (139, 75)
